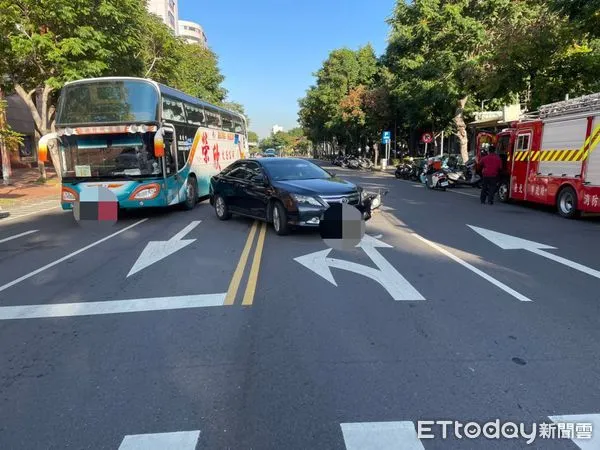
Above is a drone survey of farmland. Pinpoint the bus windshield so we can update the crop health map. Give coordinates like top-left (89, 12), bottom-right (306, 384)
top-left (56, 80), bottom-right (159, 125)
top-left (59, 133), bottom-right (162, 180)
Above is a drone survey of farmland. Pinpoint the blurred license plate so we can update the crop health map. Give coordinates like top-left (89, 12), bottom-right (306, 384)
top-left (440, 181), bottom-right (449, 187)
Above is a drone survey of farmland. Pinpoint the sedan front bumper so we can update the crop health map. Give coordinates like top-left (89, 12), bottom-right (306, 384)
top-left (288, 202), bottom-right (372, 227)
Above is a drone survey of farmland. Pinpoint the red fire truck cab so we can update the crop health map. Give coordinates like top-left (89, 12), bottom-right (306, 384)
top-left (476, 94), bottom-right (600, 218)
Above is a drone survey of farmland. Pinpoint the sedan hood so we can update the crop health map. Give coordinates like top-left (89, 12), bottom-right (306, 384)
top-left (271, 177), bottom-right (357, 196)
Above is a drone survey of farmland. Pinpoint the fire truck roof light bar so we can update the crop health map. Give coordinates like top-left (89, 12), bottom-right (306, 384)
top-left (539, 93), bottom-right (600, 119)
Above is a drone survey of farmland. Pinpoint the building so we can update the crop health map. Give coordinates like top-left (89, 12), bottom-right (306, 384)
top-left (271, 125), bottom-right (284, 135)
top-left (178, 20), bottom-right (208, 47)
top-left (147, 0), bottom-right (179, 34)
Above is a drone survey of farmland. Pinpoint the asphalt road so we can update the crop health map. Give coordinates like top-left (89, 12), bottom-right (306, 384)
top-left (1, 161), bottom-right (600, 449)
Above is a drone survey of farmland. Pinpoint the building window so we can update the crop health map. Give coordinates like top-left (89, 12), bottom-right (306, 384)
top-left (169, 0), bottom-right (175, 10)
top-left (168, 12), bottom-right (175, 28)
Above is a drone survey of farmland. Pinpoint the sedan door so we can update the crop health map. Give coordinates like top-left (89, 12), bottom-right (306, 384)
top-left (243, 162), bottom-right (271, 219)
top-left (214, 162), bottom-right (243, 212)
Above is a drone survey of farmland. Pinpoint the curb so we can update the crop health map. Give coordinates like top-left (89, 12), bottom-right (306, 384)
top-left (0, 207), bottom-right (9, 219)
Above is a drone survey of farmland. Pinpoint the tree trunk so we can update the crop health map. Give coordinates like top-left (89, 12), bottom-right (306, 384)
top-left (373, 142), bottom-right (379, 167)
top-left (454, 95), bottom-right (469, 163)
top-left (15, 83), bottom-right (58, 181)
top-left (0, 87), bottom-right (12, 185)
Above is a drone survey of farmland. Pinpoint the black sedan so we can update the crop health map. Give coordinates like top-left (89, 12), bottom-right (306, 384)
top-left (209, 158), bottom-right (371, 235)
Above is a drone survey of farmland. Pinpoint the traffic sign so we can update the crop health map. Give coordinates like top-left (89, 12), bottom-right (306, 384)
top-left (421, 132), bottom-right (433, 144)
top-left (382, 131), bottom-right (391, 144)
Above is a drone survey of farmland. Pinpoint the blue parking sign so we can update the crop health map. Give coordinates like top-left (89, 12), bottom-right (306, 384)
top-left (382, 131), bottom-right (391, 144)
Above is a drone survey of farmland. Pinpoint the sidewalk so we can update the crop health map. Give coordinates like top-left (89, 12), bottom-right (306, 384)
top-left (0, 168), bottom-right (60, 214)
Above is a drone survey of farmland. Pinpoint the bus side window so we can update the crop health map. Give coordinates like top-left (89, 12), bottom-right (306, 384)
top-left (163, 131), bottom-right (176, 175)
top-left (206, 108), bottom-right (221, 129)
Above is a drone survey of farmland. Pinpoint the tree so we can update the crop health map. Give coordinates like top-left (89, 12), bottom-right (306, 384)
top-left (298, 44), bottom-right (379, 152)
top-left (0, 0), bottom-right (147, 177)
top-left (478, 0), bottom-right (600, 110)
top-left (247, 131), bottom-right (259, 143)
top-left (386, 0), bottom-right (508, 162)
top-left (551, 0), bottom-right (600, 37)
top-left (175, 44), bottom-right (227, 104)
top-left (0, 0), bottom-right (146, 136)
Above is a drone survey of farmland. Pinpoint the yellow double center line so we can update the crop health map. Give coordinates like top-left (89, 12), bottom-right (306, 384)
top-left (224, 220), bottom-right (267, 306)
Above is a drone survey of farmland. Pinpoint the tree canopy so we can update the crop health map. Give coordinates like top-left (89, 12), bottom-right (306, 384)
top-left (299, 0), bottom-right (600, 162)
top-left (0, 0), bottom-right (241, 139)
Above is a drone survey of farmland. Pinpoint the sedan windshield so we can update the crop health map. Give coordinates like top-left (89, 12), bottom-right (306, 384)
top-left (263, 160), bottom-right (331, 181)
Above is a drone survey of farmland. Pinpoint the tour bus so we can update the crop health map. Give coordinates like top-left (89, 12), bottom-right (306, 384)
top-left (38, 77), bottom-right (248, 210)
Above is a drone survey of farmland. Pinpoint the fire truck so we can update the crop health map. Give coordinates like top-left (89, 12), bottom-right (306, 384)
top-left (475, 93), bottom-right (600, 218)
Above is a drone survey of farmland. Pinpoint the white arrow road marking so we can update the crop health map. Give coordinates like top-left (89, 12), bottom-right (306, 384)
top-left (469, 225), bottom-right (600, 280)
top-left (341, 422), bottom-right (425, 450)
top-left (0, 293), bottom-right (226, 320)
top-left (294, 234), bottom-right (425, 301)
top-left (127, 221), bottom-right (201, 277)
top-left (0, 219), bottom-right (148, 294)
top-left (0, 229), bottom-right (38, 244)
top-left (378, 211), bottom-right (533, 302)
top-left (119, 430), bottom-right (200, 450)
top-left (548, 414), bottom-right (600, 450)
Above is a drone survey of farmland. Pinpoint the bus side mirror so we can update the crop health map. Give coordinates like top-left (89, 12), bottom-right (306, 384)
top-left (154, 129), bottom-right (165, 158)
top-left (38, 133), bottom-right (58, 163)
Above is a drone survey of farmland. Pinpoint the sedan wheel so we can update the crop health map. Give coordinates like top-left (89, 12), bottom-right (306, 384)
top-left (272, 202), bottom-right (290, 235)
top-left (214, 195), bottom-right (231, 220)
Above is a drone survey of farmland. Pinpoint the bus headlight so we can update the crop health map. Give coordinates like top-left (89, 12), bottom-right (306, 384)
top-left (61, 187), bottom-right (78, 202)
top-left (129, 183), bottom-right (161, 200)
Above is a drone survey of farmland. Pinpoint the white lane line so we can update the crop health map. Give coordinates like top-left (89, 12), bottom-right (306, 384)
top-left (0, 205), bottom-right (60, 222)
top-left (0, 219), bottom-right (148, 294)
top-left (548, 414), bottom-right (600, 450)
top-left (118, 430), bottom-right (200, 450)
top-left (412, 233), bottom-right (533, 302)
top-left (341, 421), bottom-right (425, 450)
top-left (381, 212), bottom-right (533, 302)
top-left (0, 229), bottom-right (38, 244)
top-left (448, 189), bottom-right (479, 198)
top-left (0, 293), bottom-right (226, 319)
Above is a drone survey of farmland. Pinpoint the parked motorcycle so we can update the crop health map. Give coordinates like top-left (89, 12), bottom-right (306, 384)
top-left (421, 158), bottom-right (449, 190)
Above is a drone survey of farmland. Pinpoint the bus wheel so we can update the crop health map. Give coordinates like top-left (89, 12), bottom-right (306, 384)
top-left (183, 176), bottom-right (197, 210)
top-left (557, 186), bottom-right (579, 219)
top-left (214, 195), bottom-right (231, 220)
top-left (497, 181), bottom-right (510, 203)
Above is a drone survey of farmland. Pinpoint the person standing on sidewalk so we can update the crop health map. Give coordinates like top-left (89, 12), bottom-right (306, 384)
top-left (479, 145), bottom-right (503, 205)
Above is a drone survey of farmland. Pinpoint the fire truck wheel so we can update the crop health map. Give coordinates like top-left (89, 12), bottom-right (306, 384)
top-left (557, 186), bottom-right (580, 219)
top-left (497, 181), bottom-right (510, 203)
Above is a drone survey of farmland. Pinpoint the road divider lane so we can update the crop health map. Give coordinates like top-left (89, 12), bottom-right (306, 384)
top-left (224, 221), bottom-right (259, 305)
top-left (0, 293), bottom-right (226, 320)
top-left (0, 219), bottom-right (148, 294)
top-left (242, 221), bottom-right (267, 306)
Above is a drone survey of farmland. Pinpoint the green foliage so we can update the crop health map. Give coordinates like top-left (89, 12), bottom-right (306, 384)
top-left (247, 131), bottom-right (259, 143)
top-left (298, 44), bottom-right (381, 150)
top-left (0, 0), bottom-right (146, 91)
top-left (259, 128), bottom-right (309, 155)
top-left (300, 0), bottom-right (600, 160)
top-left (0, 99), bottom-right (23, 152)
top-left (0, 0), bottom-right (232, 136)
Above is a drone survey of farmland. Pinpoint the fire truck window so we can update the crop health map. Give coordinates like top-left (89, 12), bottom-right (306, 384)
top-left (497, 136), bottom-right (509, 155)
top-left (517, 134), bottom-right (530, 151)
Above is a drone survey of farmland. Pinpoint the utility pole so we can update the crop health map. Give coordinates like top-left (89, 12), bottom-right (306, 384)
top-left (0, 87), bottom-right (11, 186)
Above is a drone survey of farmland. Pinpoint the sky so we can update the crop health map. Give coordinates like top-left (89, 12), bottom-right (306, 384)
top-left (178, 0), bottom-right (396, 139)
